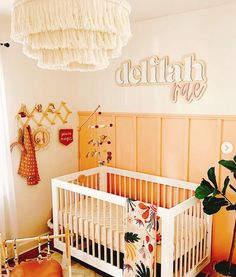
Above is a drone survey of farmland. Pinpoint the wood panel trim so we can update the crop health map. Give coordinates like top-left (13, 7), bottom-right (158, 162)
top-left (78, 111), bottom-right (236, 120)
top-left (216, 119), bottom-right (223, 186)
top-left (184, 118), bottom-right (191, 181)
top-left (78, 111), bottom-right (236, 264)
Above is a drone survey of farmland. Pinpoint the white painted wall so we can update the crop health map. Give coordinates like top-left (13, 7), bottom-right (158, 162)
top-left (1, 0), bottom-right (236, 245)
top-left (0, 16), bottom-right (78, 239)
top-left (76, 1), bottom-right (236, 115)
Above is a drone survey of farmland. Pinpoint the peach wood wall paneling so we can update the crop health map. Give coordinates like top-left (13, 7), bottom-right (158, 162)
top-left (78, 112), bottom-right (236, 263)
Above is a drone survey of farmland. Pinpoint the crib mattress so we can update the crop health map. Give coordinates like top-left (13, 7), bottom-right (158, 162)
top-left (58, 200), bottom-right (207, 263)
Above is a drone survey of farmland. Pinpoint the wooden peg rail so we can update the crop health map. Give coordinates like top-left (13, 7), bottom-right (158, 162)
top-left (16, 101), bottom-right (72, 127)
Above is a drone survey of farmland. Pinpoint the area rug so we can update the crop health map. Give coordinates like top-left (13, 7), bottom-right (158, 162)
top-left (51, 251), bottom-right (102, 277)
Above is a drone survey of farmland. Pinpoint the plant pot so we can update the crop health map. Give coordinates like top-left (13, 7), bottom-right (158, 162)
top-left (213, 261), bottom-right (236, 277)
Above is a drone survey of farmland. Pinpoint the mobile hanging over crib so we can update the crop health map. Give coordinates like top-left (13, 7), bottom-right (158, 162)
top-left (52, 166), bottom-right (212, 277)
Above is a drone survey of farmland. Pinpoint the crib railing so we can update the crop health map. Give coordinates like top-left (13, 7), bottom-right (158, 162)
top-left (52, 177), bottom-right (127, 277)
top-left (52, 166), bottom-right (212, 277)
top-left (68, 166), bottom-right (196, 208)
top-left (106, 171), bottom-right (195, 208)
top-left (167, 199), bottom-right (211, 277)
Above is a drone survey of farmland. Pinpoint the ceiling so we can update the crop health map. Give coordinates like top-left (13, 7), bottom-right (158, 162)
top-left (0, 0), bottom-right (233, 21)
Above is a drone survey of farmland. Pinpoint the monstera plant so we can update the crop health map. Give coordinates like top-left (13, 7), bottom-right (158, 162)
top-left (195, 157), bottom-right (236, 276)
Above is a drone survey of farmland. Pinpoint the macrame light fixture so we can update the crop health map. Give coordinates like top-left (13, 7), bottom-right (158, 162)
top-left (11, 0), bottom-right (132, 71)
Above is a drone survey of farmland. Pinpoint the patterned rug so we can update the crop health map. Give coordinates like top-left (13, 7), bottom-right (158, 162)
top-left (51, 252), bottom-right (102, 277)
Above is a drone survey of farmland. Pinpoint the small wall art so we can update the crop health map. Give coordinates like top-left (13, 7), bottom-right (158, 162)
top-left (33, 127), bottom-right (51, 151)
top-left (59, 129), bottom-right (74, 146)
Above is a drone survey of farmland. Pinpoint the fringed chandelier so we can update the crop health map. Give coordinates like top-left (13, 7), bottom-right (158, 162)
top-left (11, 0), bottom-right (132, 71)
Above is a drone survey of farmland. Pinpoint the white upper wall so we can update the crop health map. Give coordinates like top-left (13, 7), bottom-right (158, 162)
top-left (0, 16), bottom-right (79, 238)
top-left (76, 1), bottom-right (236, 115)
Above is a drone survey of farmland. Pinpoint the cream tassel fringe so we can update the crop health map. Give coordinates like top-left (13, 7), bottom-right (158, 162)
top-left (11, 0), bottom-right (131, 71)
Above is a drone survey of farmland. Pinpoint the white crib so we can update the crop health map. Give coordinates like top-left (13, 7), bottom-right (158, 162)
top-left (51, 166), bottom-right (212, 277)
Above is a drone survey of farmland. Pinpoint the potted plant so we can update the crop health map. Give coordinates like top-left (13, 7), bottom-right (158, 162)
top-left (195, 157), bottom-right (236, 276)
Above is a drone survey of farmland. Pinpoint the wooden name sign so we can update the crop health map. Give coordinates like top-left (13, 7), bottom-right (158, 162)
top-left (115, 54), bottom-right (207, 103)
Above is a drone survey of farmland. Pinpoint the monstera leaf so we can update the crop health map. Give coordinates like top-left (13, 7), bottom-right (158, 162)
top-left (136, 262), bottom-right (150, 277)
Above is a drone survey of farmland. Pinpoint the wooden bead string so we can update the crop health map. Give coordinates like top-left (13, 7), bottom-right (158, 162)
top-left (37, 237), bottom-right (43, 261)
top-left (3, 241), bottom-right (9, 273)
top-left (13, 239), bottom-right (19, 265)
top-left (46, 235), bottom-right (51, 260)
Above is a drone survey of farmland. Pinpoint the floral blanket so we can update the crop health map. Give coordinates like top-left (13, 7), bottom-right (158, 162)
top-left (124, 200), bottom-right (158, 277)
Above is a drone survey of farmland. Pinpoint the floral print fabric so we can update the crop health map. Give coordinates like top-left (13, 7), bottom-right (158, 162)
top-left (124, 200), bottom-right (158, 277)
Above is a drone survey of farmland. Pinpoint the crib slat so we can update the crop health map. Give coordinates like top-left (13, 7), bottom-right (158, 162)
top-left (116, 205), bottom-right (120, 268)
top-left (196, 203), bottom-right (200, 263)
top-left (135, 179), bottom-right (137, 200)
top-left (110, 202), bottom-right (113, 266)
top-left (86, 195), bottom-right (89, 255)
top-left (163, 185), bottom-right (166, 208)
top-left (108, 173), bottom-right (110, 193)
top-left (64, 190), bottom-right (68, 243)
top-left (145, 180), bottom-right (148, 203)
top-left (97, 199), bottom-right (101, 260)
top-left (192, 204), bottom-right (196, 267)
top-left (103, 200), bottom-right (107, 262)
top-left (118, 175), bottom-right (122, 196)
top-left (69, 191), bottom-right (73, 245)
top-left (157, 183), bottom-right (160, 206)
top-left (80, 193), bottom-right (84, 252)
top-left (177, 188), bottom-right (180, 206)
top-left (179, 212), bottom-right (183, 277)
top-left (184, 189), bottom-right (187, 200)
top-left (151, 182), bottom-right (154, 204)
top-left (92, 197), bottom-right (95, 257)
top-left (184, 210), bottom-right (188, 275)
top-left (75, 192), bottom-right (79, 249)
top-left (202, 208), bottom-right (206, 259)
top-left (129, 178), bottom-right (132, 199)
top-left (188, 206), bottom-right (193, 272)
top-left (200, 203), bottom-right (204, 261)
top-left (140, 180), bottom-right (142, 202)
top-left (175, 215), bottom-right (179, 277)
top-left (169, 186), bottom-right (172, 208)
top-left (124, 176), bottom-right (127, 197)
top-left (122, 205), bottom-right (126, 269)
top-left (59, 188), bottom-right (63, 236)
top-left (114, 174), bottom-right (117, 195)
top-left (204, 212), bottom-right (208, 258)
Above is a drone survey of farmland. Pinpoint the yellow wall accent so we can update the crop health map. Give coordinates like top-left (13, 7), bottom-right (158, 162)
top-left (78, 112), bottom-right (236, 263)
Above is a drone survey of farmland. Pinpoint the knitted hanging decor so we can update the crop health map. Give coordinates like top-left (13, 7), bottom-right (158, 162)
top-left (11, 0), bottom-right (132, 71)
